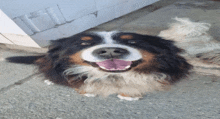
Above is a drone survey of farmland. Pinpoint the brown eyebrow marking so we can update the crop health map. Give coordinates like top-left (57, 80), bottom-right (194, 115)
top-left (120, 35), bottom-right (133, 39)
top-left (81, 36), bottom-right (93, 41)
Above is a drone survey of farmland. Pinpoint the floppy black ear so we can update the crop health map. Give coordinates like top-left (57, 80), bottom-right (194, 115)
top-left (6, 55), bottom-right (45, 64)
top-left (156, 53), bottom-right (192, 82)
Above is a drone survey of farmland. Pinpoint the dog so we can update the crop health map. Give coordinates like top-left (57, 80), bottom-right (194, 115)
top-left (34, 31), bottom-right (192, 100)
top-left (6, 17), bottom-right (220, 101)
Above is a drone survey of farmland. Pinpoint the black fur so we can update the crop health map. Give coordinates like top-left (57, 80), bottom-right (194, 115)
top-left (113, 32), bottom-right (183, 54)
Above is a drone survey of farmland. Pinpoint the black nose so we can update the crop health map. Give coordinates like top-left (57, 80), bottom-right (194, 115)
top-left (92, 47), bottom-right (129, 59)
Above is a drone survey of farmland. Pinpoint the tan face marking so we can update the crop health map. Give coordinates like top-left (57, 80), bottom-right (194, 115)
top-left (81, 36), bottom-right (93, 41)
top-left (120, 35), bottom-right (133, 40)
top-left (69, 52), bottom-right (89, 66)
top-left (133, 50), bottom-right (156, 72)
top-left (140, 50), bottom-right (155, 64)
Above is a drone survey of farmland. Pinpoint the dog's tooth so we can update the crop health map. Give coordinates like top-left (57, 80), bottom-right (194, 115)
top-left (125, 65), bottom-right (130, 69)
top-left (100, 66), bottom-right (106, 69)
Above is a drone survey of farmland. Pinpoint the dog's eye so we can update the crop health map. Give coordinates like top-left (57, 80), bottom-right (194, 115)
top-left (81, 42), bottom-right (91, 45)
top-left (128, 40), bottom-right (136, 44)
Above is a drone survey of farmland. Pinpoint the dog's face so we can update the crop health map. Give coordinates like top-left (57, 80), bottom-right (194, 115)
top-left (80, 32), bottom-right (142, 72)
top-left (37, 31), bottom-right (191, 98)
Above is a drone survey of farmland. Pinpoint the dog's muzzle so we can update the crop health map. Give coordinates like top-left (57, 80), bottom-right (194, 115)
top-left (81, 44), bottom-right (142, 72)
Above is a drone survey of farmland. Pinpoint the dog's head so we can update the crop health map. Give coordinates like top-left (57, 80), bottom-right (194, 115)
top-left (37, 31), bottom-right (191, 87)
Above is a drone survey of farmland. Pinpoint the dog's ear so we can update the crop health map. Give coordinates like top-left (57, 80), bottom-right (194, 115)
top-left (6, 55), bottom-right (45, 64)
top-left (156, 53), bottom-right (192, 82)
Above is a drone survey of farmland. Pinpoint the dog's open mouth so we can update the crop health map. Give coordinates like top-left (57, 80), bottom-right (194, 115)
top-left (96, 59), bottom-right (132, 71)
top-left (85, 59), bottom-right (141, 72)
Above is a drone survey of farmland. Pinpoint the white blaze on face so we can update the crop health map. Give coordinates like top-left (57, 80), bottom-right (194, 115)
top-left (95, 31), bottom-right (117, 44)
top-left (81, 31), bottom-right (142, 62)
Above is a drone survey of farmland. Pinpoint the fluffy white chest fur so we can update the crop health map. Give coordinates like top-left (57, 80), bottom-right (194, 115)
top-left (64, 65), bottom-right (170, 98)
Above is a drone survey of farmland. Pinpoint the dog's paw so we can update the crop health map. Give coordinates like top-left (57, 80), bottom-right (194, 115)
top-left (75, 89), bottom-right (96, 97)
top-left (83, 93), bottom-right (96, 97)
top-left (44, 80), bottom-right (54, 85)
top-left (117, 94), bottom-right (140, 101)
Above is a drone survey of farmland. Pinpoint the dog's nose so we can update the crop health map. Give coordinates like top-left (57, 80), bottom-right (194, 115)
top-left (92, 47), bottom-right (129, 59)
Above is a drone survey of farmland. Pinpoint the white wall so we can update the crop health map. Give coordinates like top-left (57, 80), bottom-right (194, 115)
top-left (0, 0), bottom-right (159, 47)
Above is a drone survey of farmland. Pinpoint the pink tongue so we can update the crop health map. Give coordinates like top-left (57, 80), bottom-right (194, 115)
top-left (96, 59), bottom-right (132, 70)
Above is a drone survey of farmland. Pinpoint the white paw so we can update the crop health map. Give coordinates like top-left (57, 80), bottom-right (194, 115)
top-left (117, 95), bottom-right (140, 101)
top-left (44, 80), bottom-right (54, 85)
top-left (0, 58), bottom-right (5, 61)
top-left (84, 93), bottom-right (96, 97)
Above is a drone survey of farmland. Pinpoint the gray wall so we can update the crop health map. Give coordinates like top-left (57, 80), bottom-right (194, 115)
top-left (0, 0), bottom-right (159, 47)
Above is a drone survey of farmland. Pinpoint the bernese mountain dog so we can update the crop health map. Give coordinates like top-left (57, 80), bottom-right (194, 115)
top-left (7, 17), bottom-right (220, 101)
top-left (26, 31), bottom-right (192, 101)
